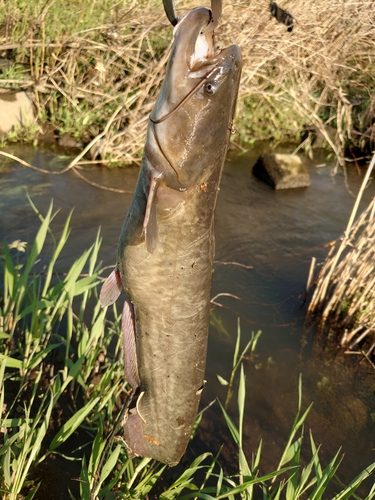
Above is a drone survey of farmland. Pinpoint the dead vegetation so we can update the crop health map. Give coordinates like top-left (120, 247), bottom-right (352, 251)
top-left (307, 153), bottom-right (375, 364)
top-left (225, 0), bottom-right (375, 165)
top-left (0, 0), bottom-right (374, 163)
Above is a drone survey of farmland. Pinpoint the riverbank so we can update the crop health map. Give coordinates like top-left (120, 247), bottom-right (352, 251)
top-left (0, 0), bottom-right (374, 164)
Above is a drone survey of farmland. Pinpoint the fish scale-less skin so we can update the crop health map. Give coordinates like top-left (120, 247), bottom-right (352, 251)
top-left (108, 7), bottom-right (242, 465)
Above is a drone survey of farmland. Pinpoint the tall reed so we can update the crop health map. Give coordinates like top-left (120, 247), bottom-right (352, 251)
top-left (307, 153), bottom-right (375, 363)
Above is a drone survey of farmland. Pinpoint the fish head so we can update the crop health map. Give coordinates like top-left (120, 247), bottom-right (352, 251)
top-left (148, 7), bottom-right (242, 189)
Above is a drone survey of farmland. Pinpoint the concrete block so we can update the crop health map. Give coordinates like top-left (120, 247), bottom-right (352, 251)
top-left (253, 153), bottom-right (310, 189)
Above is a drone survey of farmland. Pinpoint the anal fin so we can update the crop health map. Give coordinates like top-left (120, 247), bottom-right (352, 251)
top-left (100, 268), bottom-right (122, 307)
top-left (122, 297), bottom-right (140, 390)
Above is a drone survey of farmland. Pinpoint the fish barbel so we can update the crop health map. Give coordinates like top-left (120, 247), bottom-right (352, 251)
top-left (100, 2), bottom-right (241, 465)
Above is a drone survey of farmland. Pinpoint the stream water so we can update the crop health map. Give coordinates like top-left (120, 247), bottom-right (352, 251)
top-left (1, 144), bottom-right (375, 493)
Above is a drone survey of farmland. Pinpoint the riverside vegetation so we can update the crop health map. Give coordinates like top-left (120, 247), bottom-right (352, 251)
top-left (1, 203), bottom-right (375, 498)
top-left (0, 0), bottom-right (374, 164)
top-left (307, 152), bottom-right (375, 364)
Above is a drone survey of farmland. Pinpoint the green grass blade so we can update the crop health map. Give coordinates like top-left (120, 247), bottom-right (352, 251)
top-left (331, 462), bottom-right (375, 500)
top-left (71, 275), bottom-right (99, 297)
top-left (233, 318), bottom-right (241, 369)
top-left (3, 243), bottom-right (16, 302)
top-left (27, 343), bottom-right (62, 370)
top-left (218, 399), bottom-right (239, 444)
top-left (309, 431), bottom-right (323, 480)
top-left (238, 364), bottom-right (245, 448)
top-left (130, 462), bottom-right (166, 496)
top-left (215, 467), bottom-right (297, 498)
top-left (98, 443), bottom-right (122, 485)
top-left (252, 440), bottom-right (262, 471)
top-left (3, 447), bottom-right (12, 489)
top-left (79, 454), bottom-right (90, 500)
top-left (49, 396), bottom-right (99, 451)
top-left (0, 354), bottom-right (23, 369)
top-left (21, 201), bottom-right (54, 280)
top-left (309, 449), bottom-right (343, 500)
top-left (127, 456), bottom-right (153, 490)
top-left (274, 376), bottom-right (312, 475)
top-left (365, 482), bottom-right (375, 500)
top-left (41, 209), bottom-right (73, 298)
top-left (87, 420), bottom-right (105, 483)
top-left (282, 437), bottom-right (303, 465)
top-left (24, 481), bottom-right (41, 500)
top-left (16, 391), bottom-right (54, 491)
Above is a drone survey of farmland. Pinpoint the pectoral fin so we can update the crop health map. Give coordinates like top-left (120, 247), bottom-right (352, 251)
top-left (100, 268), bottom-right (122, 307)
top-left (122, 297), bottom-right (140, 390)
top-left (142, 165), bottom-right (162, 254)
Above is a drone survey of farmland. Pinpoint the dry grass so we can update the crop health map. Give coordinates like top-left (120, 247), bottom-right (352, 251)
top-left (226, 0), bottom-right (375, 162)
top-left (0, 0), bottom-right (374, 162)
top-left (307, 153), bottom-right (375, 363)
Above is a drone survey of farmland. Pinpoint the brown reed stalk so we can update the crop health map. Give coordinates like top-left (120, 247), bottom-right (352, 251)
top-left (307, 152), bottom-right (375, 358)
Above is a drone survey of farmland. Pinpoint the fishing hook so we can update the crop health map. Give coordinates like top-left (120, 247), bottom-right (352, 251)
top-left (163, 0), bottom-right (222, 31)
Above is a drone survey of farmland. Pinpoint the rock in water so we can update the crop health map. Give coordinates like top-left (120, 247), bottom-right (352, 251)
top-left (0, 91), bottom-right (35, 136)
top-left (253, 153), bottom-right (310, 189)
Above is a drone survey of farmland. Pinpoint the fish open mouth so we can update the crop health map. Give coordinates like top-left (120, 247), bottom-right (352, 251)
top-left (188, 16), bottom-right (214, 69)
top-left (172, 7), bottom-right (220, 76)
top-left (164, 0), bottom-right (223, 69)
top-left (147, 2), bottom-right (241, 191)
top-left (150, 6), bottom-right (236, 125)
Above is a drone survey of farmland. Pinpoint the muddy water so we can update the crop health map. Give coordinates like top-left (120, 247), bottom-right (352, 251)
top-left (1, 144), bottom-right (375, 489)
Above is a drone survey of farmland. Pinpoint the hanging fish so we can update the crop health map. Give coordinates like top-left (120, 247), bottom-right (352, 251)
top-left (100, 0), bottom-right (242, 466)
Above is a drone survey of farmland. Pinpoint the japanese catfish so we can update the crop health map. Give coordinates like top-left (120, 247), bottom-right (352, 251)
top-left (100, 5), bottom-right (241, 465)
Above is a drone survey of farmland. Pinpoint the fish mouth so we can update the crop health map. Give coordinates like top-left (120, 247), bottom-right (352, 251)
top-left (150, 7), bottom-right (238, 124)
top-left (176, 8), bottom-right (215, 71)
top-left (171, 7), bottom-right (222, 77)
top-left (147, 6), bottom-right (241, 190)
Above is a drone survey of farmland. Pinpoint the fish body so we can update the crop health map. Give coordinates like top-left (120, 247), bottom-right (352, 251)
top-left (101, 7), bottom-right (241, 465)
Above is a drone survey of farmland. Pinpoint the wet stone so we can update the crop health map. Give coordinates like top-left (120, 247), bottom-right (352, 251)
top-left (336, 395), bottom-right (368, 433)
top-left (253, 153), bottom-right (310, 189)
top-left (58, 133), bottom-right (82, 149)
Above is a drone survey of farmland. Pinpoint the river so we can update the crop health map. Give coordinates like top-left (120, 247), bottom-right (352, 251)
top-left (1, 143), bottom-right (374, 493)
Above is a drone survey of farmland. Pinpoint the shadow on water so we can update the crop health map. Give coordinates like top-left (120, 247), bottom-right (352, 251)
top-left (1, 144), bottom-right (375, 493)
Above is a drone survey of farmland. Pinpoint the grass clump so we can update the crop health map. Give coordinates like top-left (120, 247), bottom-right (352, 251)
top-left (307, 153), bottom-right (375, 364)
top-left (0, 200), bottom-right (127, 498)
top-left (0, 0), bottom-right (374, 164)
top-left (1, 203), bottom-right (375, 498)
top-left (0, 0), bottom-right (171, 162)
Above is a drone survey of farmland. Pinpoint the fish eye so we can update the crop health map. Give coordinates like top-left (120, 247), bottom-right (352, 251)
top-left (204, 81), bottom-right (218, 96)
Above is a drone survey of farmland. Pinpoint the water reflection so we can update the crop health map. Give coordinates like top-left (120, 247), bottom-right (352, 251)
top-left (1, 144), bottom-right (374, 487)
